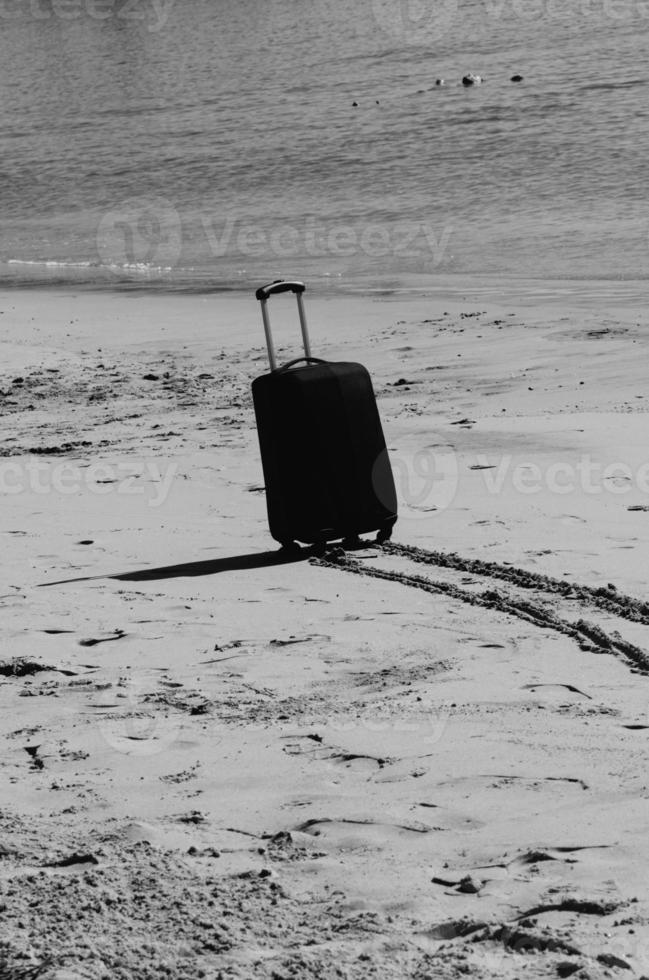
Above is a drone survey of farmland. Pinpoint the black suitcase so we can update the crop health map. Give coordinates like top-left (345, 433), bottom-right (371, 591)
top-left (251, 280), bottom-right (397, 549)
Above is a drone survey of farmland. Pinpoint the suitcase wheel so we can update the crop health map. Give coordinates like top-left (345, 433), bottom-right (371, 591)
top-left (342, 535), bottom-right (363, 550)
top-left (279, 540), bottom-right (301, 555)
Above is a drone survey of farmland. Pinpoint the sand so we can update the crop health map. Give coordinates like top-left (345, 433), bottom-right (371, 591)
top-left (1, 279), bottom-right (649, 979)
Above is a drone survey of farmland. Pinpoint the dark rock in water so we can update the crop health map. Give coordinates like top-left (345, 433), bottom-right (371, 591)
top-left (511, 74), bottom-right (524, 82)
top-left (352, 101), bottom-right (358, 107)
top-left (435, 78), bottom-right (445, 86)
top-left (462, 73), bottom-right (482, 86)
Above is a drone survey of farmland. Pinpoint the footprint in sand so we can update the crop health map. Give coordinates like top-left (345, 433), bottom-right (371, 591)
top-left (433, 772), bottom-right (589, 794)
top-left (522, 683), bottom-right (592, 700)
top-left (269, 634), bottom-right (330, 646)
top-left (24, 745), bottom-right (44, 770)
top-left (95, 676), bottom-right (182, 755)
top-left (329, 752), bottom-right (390, 775)
top-left (79, 629), bottom-right (126, 647)
top-left (425, 919), bottom-right (488, 940)
top-left (504, 844), bottom-right (613, 870)
top-left (0, 658), bottom-right (76, 678)
top-left (293, 816), bottom-right (435, 841)
top-left (415, 802), bottom-right (485, 831)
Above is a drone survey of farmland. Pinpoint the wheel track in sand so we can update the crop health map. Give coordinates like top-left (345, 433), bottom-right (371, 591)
top-left (311, 542), bottom-right (649, 675)
top-left (385, 542), bottom-right (649, 624)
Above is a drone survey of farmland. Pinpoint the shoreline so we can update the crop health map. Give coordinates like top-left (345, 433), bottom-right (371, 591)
top-left (1, 270), bottom-right (648, 303)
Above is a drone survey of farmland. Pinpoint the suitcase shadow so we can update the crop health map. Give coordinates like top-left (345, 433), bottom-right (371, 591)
top-left (40, 548), bottom-right (310, 588)
top-left (113, 548), bottom-right (310, 582)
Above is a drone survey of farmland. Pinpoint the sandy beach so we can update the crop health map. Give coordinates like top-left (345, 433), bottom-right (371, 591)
top-left (2, 279), bottom-right (649, 979)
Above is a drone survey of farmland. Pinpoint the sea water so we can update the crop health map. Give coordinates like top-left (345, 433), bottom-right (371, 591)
top-left (0, 0), bottom-right (647, 291)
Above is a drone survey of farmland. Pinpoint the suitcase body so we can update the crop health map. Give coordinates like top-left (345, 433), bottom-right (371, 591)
top-left (252, 281), bottom-right (397, 547)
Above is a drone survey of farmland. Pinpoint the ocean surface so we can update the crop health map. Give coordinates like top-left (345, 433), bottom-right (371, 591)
top-left (0, 0), bottom-right (647, 292)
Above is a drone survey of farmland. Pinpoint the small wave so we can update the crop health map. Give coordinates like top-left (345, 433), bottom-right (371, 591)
top-left (108, 262), bottom-right (174, 275)
top-left (8, 259), bottom-right (100, 269)
top-left (0, 257), bottom-right (254, 294)
top-left (6, 258), bottom-right (173, 275)
top-left (581, 78), bottom-right (648, 93)
top-left (0, 258), bottom-right (184, 295)
top-left (0, 257), bottom-right (351, 296)
top-left (454, 112), bottom-right (508, 125)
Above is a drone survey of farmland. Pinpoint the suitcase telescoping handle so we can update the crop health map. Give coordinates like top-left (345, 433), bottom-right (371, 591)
top-left (255, 279), bottom-right (311, 371)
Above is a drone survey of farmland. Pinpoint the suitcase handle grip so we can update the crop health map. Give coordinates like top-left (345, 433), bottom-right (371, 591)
top-left (276, 357), bottom-right (325, 373)
top-left (255, 280), bottom-right (305, 301)
top-left (256, 280), bottom-right (311, 371)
